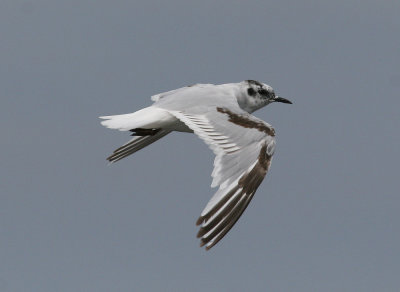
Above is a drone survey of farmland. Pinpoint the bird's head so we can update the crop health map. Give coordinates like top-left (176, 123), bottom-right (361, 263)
top-left (241, 80), bottom-right (292, 113)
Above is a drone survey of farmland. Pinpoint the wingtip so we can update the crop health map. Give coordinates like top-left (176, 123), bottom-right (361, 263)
top-left (198, 236), bottom-right (216, 250)
top-left (196, 228), bottom-right (206, 238)
top-left (196, 216), bottom-right (203, 226)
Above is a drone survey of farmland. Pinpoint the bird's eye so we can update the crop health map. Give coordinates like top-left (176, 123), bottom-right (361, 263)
top-left (247, 88), bottom-right (256, 96)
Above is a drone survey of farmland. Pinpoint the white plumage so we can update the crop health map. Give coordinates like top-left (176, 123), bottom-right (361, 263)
top-left (100, 80), bottom-right (292, 249)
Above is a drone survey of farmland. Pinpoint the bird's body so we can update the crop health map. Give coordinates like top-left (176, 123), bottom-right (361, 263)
top-left (100, 80), bottom-right (291, 249)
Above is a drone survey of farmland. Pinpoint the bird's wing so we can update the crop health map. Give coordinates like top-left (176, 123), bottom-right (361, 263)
top-left (151, 83), bottom-right (213, 102)
top-left (167, 104), bottom-right (276, 250)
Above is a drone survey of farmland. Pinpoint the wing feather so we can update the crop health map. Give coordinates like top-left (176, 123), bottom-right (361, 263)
top-left (168, 107), bottom-right (275, 249)
top-left (106, 130), bottom-right (171, 163)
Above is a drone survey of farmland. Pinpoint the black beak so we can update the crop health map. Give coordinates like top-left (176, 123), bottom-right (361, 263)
top-left (273, 96), bottom-right (292, 104)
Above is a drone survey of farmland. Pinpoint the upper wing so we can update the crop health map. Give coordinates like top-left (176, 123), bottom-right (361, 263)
top-left (151, 83), bottom-right (213, 102)
top-left (167, 105), bottom-right (276, 250)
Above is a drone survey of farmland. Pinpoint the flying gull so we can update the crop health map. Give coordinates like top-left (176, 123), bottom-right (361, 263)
top-left (100, 80), bottom-right (292, 250)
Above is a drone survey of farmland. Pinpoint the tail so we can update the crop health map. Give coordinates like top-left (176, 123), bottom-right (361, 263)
top-left (105, 130), bottom-right (171, 163)
top-left (100, 107), bottom-right (174, 162)
top-left (100, 107), bottom-right (172, 131)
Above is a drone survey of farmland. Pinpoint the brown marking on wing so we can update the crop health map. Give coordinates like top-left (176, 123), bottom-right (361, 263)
top-left (196, 143), bottom-right (272, 249)
top-left (216, 107), bottom-right (275, 137)
top-left (238, 143), bottom-right (271, 191)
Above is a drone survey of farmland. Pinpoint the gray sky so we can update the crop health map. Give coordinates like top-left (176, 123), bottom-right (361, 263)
top-left (1, 0), bottom-right (400, 291)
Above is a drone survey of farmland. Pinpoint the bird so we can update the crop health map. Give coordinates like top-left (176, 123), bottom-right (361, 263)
top-left (99, 80), bottom-right (292, 250)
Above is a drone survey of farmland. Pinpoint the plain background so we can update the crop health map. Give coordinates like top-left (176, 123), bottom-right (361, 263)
top-left (1, 0), bottom-right (399, 291)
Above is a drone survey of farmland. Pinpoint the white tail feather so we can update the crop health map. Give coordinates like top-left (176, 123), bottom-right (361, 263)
top-left (99, 107), bottom-right (174, 131)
